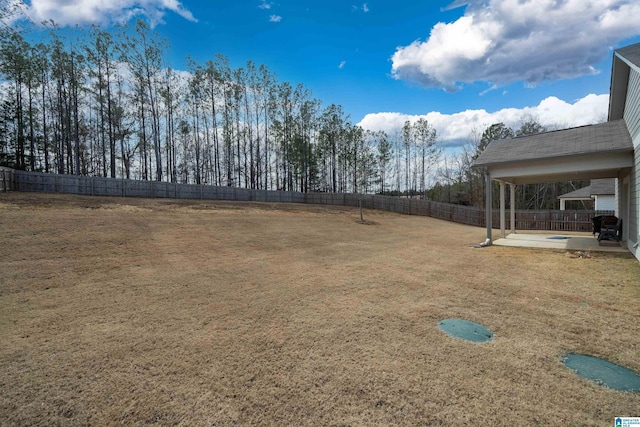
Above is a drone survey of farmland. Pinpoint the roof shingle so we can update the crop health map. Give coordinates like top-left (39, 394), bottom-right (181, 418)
top-left (616, 43), bottom-right (640, 69)
top-left (557, 179), bottom-right (615, 199)
top-left (589, 178), bottom-right (616, 195)
top-left (473, 120), bottom-right (633, 167)
top-left (557, 186), bottom-right (592, 199)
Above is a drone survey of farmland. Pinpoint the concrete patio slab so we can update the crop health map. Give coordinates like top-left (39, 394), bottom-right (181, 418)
top-left (493, 232), bottom-right (628, 253)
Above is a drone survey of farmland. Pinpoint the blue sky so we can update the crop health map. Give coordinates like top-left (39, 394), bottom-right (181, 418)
top-left (163, 1), bottom-right (474, 118)
top-left (16, 0), bottom-right (640, 145)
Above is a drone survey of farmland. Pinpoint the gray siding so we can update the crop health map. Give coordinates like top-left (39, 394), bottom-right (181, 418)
top-left (629, 136), bottom-right (640, 247)
top-left (594, 194), bottom-right (616, 211)
top-left (624, 67), bottom-right (640, 250)
top-left (624, 68), bottom-right (640, 140)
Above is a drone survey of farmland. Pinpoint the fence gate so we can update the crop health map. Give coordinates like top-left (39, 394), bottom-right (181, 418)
top-left (0, 167), bottom-right (14, 192)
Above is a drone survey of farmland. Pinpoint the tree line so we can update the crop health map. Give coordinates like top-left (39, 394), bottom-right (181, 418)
top-left (0, 12), bottom-right (594, 208)
top-left (0, 16), bottom-right (445, 195)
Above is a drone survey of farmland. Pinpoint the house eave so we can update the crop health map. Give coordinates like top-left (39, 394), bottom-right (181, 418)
top-left (473, 147), bottom-right (634, 169)
top-left (608, 53), bottom-right (630, 121)
top-left (487, 151), bottom-right (633, 185)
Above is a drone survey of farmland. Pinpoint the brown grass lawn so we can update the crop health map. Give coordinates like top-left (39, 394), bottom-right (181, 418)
top-left (1, 193), bottom-right (639, 426)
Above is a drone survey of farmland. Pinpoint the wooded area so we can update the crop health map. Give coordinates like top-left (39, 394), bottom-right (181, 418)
top-left (0, 9), bottom-right (595, 209)
top-left (0, 17), bottom-right (405, 195)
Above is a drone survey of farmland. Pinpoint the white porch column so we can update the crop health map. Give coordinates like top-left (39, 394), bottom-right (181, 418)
top-left (500, 181), bottom-right (506, 238)
top-left (485, 171), bottom-right (492, 244)
top-left (510, 183), bottom-right (516, 234)
top-left (560, 199), bottom-right (566, 210)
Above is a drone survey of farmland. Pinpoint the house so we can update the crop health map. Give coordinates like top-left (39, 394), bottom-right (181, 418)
top-left (557, 179), bottom-right (616, 211)
top-left (474, 42), bottom-right (640, 261)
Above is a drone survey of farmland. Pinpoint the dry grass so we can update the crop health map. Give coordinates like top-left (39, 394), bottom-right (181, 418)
top-left (1, 192), bottom-right (639, 426)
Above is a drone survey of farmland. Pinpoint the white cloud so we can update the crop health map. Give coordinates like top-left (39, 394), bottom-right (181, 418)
top-left (338, 61), bottom-right (346, 69)
top-left (352, 3), bottom-right (369, 13)
top-left (357, 94), bottom-right (610, 147)
top-left (391, 0), bottom-right (640, 91)
top-left (258, 0), bottom-right (272, 10)
top-left (26, 0), bottom-right (196, 27)
top-left (269, 14), bottom-right (282, 23)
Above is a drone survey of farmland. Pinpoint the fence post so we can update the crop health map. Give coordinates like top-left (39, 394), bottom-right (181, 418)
top-left (546, 211), bottom-right (550, 231)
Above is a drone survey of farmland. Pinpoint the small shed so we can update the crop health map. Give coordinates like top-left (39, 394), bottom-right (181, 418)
top-left (557, 179), bottom-right (616, 210)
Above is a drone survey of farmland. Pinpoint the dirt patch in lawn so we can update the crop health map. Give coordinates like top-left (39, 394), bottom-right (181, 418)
top-left (1, 192), bottom-right (639, 426)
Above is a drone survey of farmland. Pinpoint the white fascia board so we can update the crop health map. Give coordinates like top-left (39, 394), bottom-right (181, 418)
top-left (558, 196), bottom-right (592, 201)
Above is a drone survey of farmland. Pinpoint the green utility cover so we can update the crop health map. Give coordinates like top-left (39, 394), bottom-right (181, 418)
top-left (437, 319), bottom-right (493, 343)
top-left (563, 353), bottom-right (640, 392)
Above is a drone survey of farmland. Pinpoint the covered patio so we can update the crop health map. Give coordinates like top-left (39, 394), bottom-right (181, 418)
top-left (474, 120), bottom-right (634, 251)
top-left (492, 232), bottom-right (628, 253)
